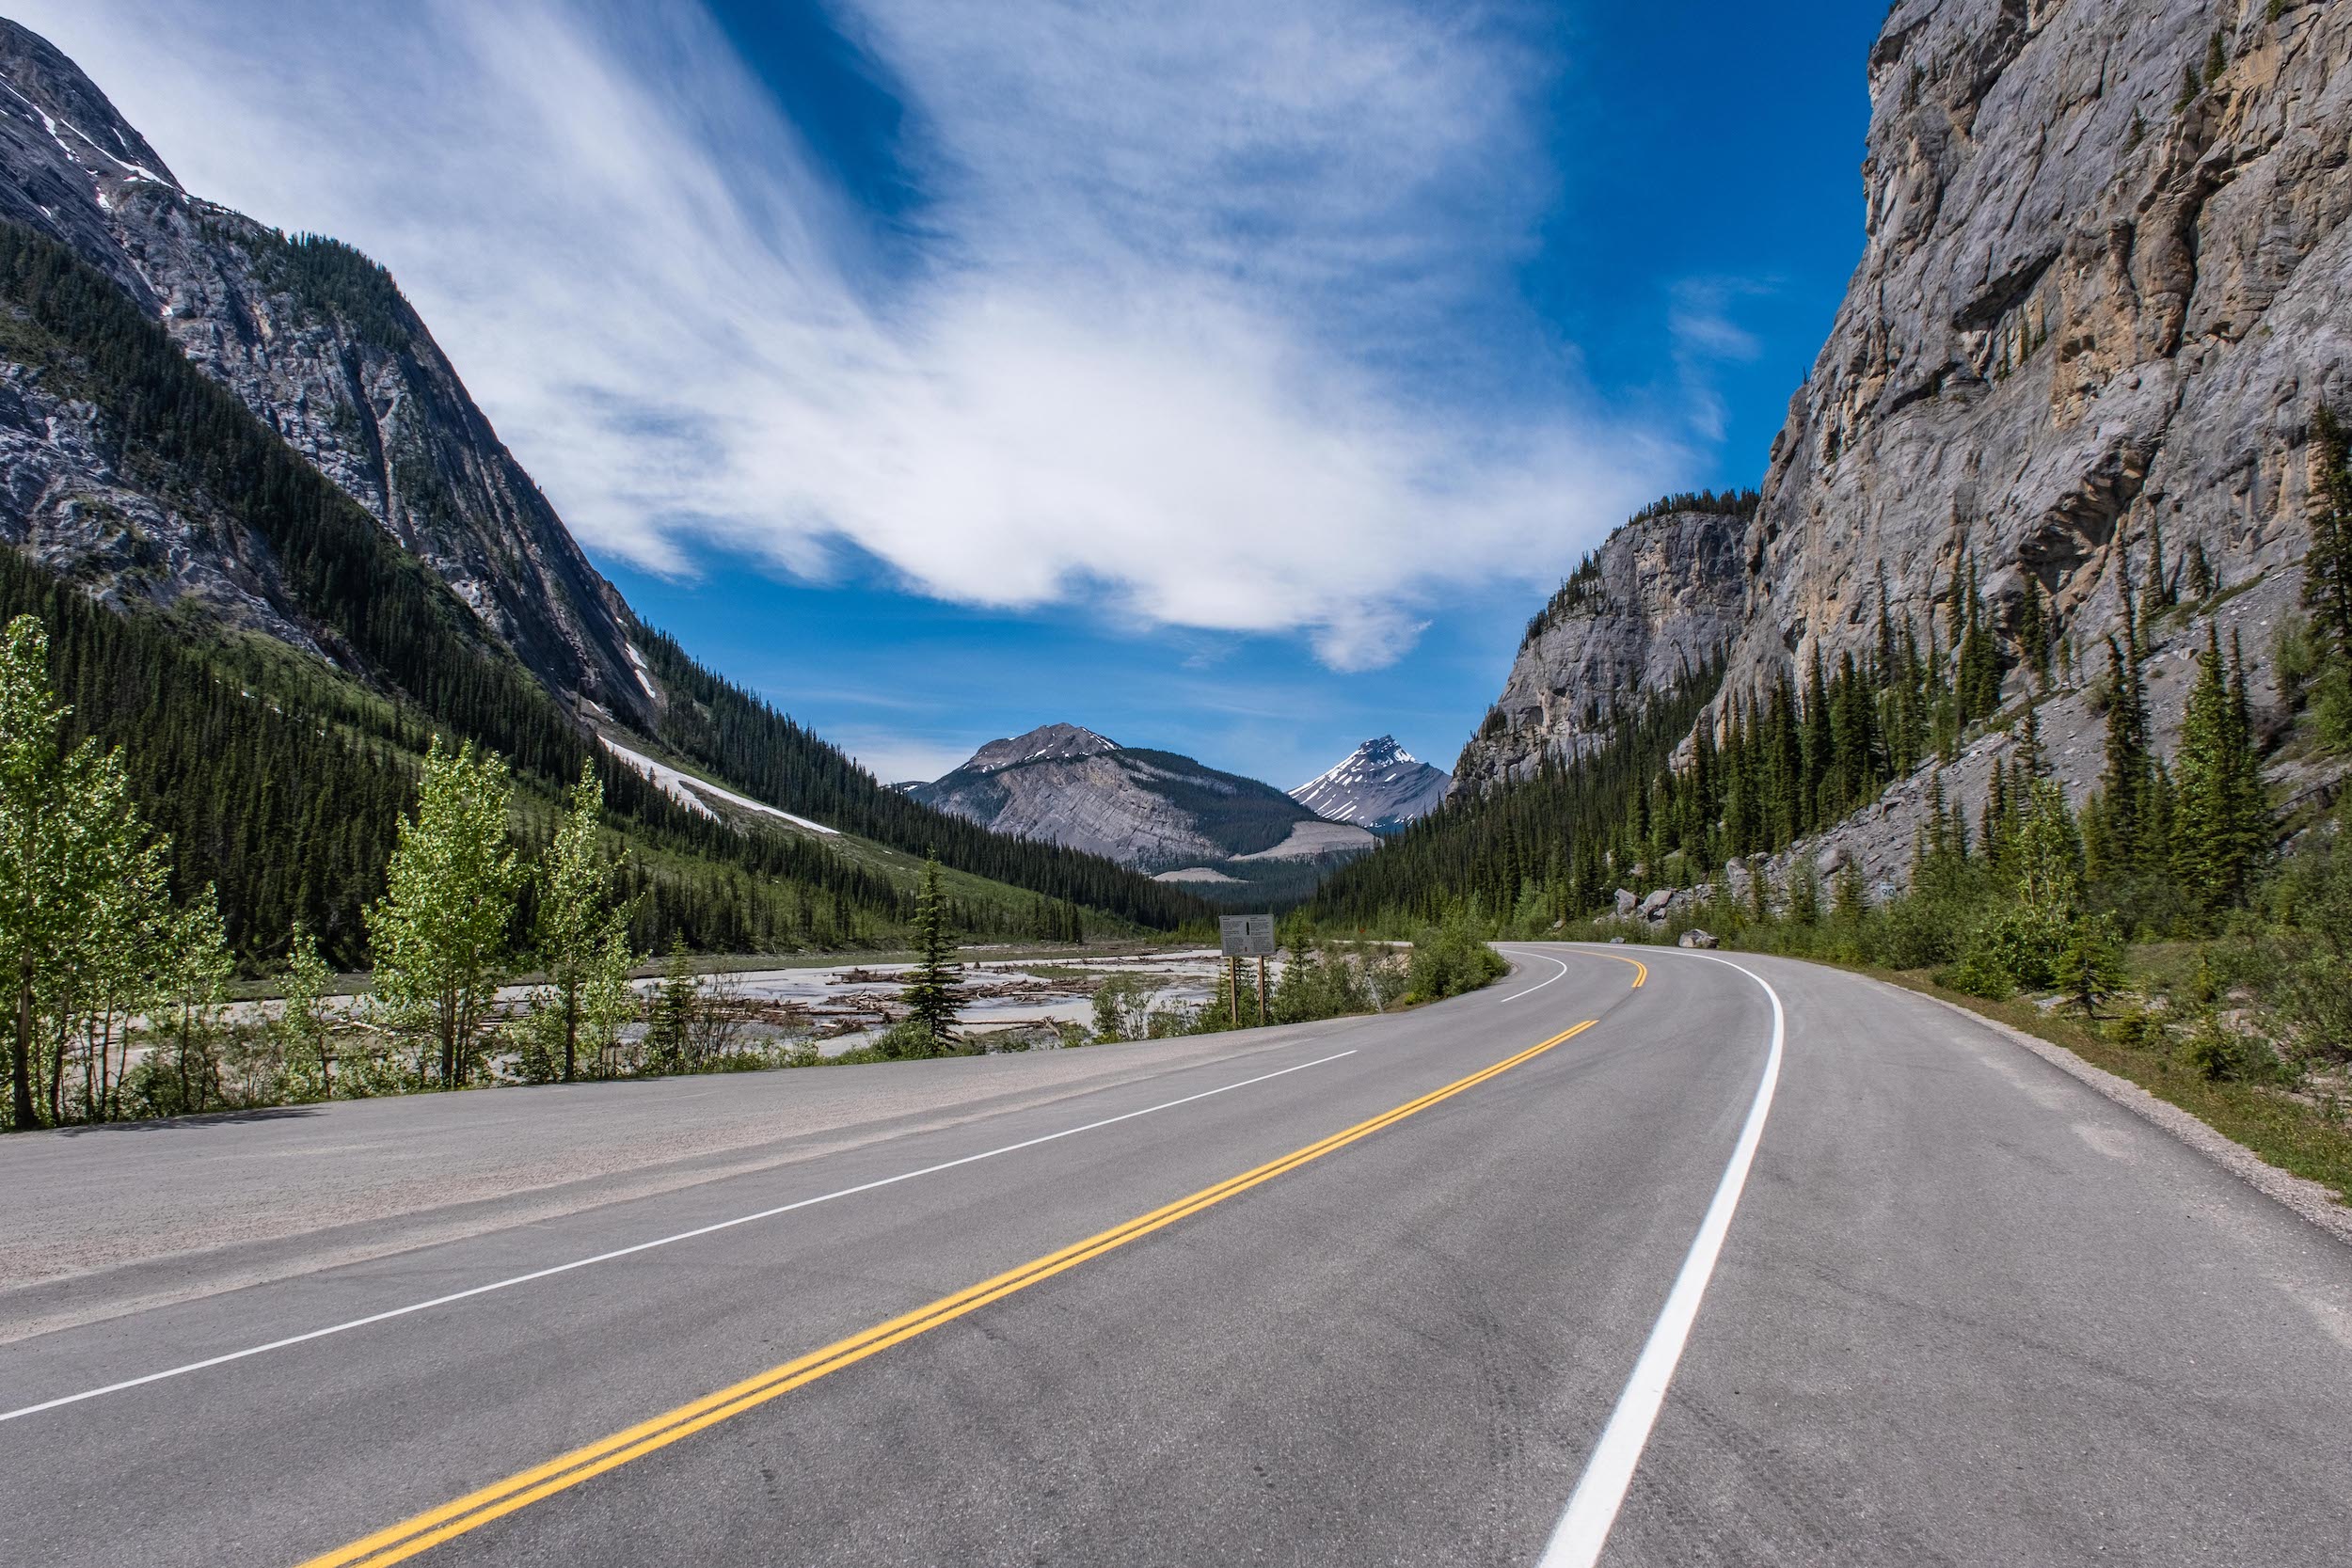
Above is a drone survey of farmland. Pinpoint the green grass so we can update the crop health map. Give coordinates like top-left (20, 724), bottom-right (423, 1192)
top-left (1871, 968), bottom-right (2352, 1208)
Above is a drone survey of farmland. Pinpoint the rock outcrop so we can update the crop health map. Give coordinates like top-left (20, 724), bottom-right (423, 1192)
top-left (0, 19), bottom-right (652, 725)
top-left (1454, 502), bottom-right (1753, 790)
top-left (1461, 0), bottom-right (2352, 876)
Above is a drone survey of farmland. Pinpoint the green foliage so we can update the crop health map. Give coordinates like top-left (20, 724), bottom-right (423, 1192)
top-left (276, 922), bottom-right (337, 1101)
top-left (898, 853), bottom-right (965, 1043)
top-left (1406, 909), bottom-right (1507, 1003)
top-left (2054, 912), bottom-right (2129, 1019)
top-left (2172, 629), bottom-right (2267, 909)
top-left (642, 940), bottom-right (699, 1073)
top-left (872, 1020), bottom-right (949, 1060)
top-left (2308, 404), bottom-right (2352, 654)
top-left (0, 614), bottom-right (179, 1129)
top-left (2240, 816), bottom-right (2352, 1069)
top-left (365, 738), bottom-right (522, 1088)
top-left (530, 764), bottom-right (639, 1082)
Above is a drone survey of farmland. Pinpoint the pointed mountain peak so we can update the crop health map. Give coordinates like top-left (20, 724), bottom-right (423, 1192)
top-left (0, 21), bottom-right (180, 192)
top-left (1292, 735), bottom-right (1450, 832)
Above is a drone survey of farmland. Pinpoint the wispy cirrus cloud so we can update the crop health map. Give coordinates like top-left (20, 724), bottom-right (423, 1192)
top-left (15, 0), bottom-right (1678, 669)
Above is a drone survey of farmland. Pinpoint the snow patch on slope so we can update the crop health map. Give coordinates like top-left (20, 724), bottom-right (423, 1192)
top-left (599, 734), bottom-right (838, 835)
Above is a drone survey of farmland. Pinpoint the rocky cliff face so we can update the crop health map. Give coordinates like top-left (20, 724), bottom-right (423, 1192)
top-left (1454, 504), bottom-right (1754, 791)
top-left (0, 19), bottom-right (652, 725)
top-left (1461, 0), bottom-right (2351, 875)
top-left (1733, 0), bottom-right (2347, 711)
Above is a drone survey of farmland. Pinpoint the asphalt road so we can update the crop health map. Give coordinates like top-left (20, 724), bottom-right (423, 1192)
top-left (3, 944), bottom-right (2348, 1566)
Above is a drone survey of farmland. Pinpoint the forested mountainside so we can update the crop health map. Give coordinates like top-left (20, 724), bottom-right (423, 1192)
top-left (0, 24), bottom-right (1200, 958)
top-left (1426, 0), bottom-right (2351, 919)
top-left (913, 723), bottom-right (1377, 879)
top-left (0, 18), bottom-right (646, 723)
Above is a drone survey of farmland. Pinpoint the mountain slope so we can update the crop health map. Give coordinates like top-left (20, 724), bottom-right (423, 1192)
top-left (914, 723), bottom-right (1377, 876)
top-left (0, 18), bottom-right (649, 726)
top-left (1446, 0), bottom-right (2352, 891)
top-left (1291, 736), bottom-right (1450, 833)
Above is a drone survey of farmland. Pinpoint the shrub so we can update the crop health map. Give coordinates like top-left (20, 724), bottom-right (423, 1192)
top-left (1947, 905), bottom-right (2070, 995)
top-left (872, 1020), bottom-right (947, 1060)
top-left (2180, 1016), bottom-right (2260, 1082)
top-left (1406, 911), bottom-right (1507, 1003)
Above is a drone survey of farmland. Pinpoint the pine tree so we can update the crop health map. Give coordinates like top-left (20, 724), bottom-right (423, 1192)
top-left (365, 737), bottom-right (521, 1088)
top-left (645, 939), bottom-right (697, 1071)
top-left (899, 851), bottom-right (964, 1045)
top-left (2018, 573), bottom-right (2049, 685)
top-left (2094, 635), bottom-right (2153, 876)
top-left (2307, 404), bottom-right (2352, 655)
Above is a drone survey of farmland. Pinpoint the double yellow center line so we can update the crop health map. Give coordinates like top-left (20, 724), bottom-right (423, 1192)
top-left (301, 1018), bottom-right (1599, 1567)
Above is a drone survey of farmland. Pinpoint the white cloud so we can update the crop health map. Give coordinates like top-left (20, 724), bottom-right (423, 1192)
top-left (1668, 276), bottom-right (1770, 445)
top-left (14, 0), bottom-right (1677, 669)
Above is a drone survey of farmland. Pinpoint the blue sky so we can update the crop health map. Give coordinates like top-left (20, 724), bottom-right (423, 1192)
top-left (23, 0), bottom-right (1888, 787)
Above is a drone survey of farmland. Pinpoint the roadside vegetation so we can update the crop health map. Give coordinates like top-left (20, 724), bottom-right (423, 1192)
top-left (1086, 908), bottom-right (1502, 1044)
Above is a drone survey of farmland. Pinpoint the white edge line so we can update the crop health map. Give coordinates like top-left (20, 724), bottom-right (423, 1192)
top-left (1535, 948), bottom-right (1785, 1568)
top-left (1, 1047), bottom-right (1359, 1425)
top-left (1501, 949), bottom-right (1572, 1002)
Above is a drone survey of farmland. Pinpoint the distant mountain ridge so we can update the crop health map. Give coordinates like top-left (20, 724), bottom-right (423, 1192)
top-left (1291, 736), bottom-right (1449, 833)
top-left (913, 724), bottom-right (1378, 894)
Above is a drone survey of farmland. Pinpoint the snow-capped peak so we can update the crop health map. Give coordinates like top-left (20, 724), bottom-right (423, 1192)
top-left (1290, 736), bottom-right (1451, 833)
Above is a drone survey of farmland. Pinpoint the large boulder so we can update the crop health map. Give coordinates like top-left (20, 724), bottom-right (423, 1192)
top-left (1637, 888), bottom-right (1674, 921)
top-left (1677, 928), bottom-right (1719, 950)
top-left (1613, 887), bottom-right (1638, 917)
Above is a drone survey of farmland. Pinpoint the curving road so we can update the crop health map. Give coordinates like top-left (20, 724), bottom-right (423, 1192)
top-left (2, 944), bottom-right (2349, 1565)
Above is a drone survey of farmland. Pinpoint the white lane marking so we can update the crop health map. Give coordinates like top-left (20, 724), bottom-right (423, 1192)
top-left (1501, 949), bottom-right (1572, 1002)
top-left (1536, 949), bottom-right (1785, 1568)
top-left (2, 1048), bottom-right (1358, 1425)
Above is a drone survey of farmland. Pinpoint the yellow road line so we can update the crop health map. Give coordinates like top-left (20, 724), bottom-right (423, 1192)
top-left (1578, 948), bottom-right (1646, 988)
top-left (297, 1019), bottom-right (1599, 1568)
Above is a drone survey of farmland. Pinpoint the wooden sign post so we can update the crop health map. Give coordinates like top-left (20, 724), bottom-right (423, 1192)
top-left (1218, 913), bottom-right (1276, 1028)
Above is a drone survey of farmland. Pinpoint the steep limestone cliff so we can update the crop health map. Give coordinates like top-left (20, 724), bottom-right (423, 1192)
top-left (0, 19), bottom-right (652, 725)
top-left (1462, 0), bottom-right (2351, 880)
top-left (1454, 501), bottom-right (1754, 790)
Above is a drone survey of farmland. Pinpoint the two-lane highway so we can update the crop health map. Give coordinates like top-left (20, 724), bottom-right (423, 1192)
top-left (2, 946), bottom-right (2347, 1565)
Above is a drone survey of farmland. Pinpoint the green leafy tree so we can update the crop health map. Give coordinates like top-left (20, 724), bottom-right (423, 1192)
top-left (898, 851), bottom-right (964, 1044)
top-left (278, 921), bottom-right (337, 1101)
top-left (154, 890), bottom-right (235, 1115)
top-left (0, 615), bottom-right (173, 1130)
top-left (532, 764), bottom-right (638, 1081)
top-left (366, 737), bottom-right (521, 1089)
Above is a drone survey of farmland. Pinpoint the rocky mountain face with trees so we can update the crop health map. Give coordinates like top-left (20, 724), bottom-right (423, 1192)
top-left (0, 19), bottom-right (651, 726)
top-left (1455, 0), bottom-right (2351, 886)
